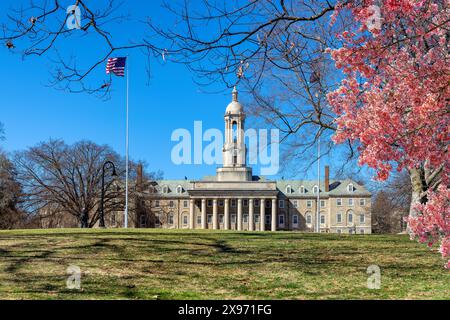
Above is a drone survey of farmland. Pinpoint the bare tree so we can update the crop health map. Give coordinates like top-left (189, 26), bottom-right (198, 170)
top-left (1, 1), bottom-right (356, 175)
top-left (0, 150), bottom-right (23, 229)
top-left (15, 139), bottom-right (129, 228)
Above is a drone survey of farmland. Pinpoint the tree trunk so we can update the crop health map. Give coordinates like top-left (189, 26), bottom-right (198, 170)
top-left (80, 209), bottom-right (89, 228)
top-left (409, 168), bottom-right (425, 219)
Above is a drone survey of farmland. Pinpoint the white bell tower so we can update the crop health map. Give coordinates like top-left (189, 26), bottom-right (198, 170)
top-left (216, 87), bottom-right (253, 181)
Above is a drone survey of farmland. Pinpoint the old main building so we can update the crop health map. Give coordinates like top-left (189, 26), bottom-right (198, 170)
top-left (139, 88), bottom-right (372, 234)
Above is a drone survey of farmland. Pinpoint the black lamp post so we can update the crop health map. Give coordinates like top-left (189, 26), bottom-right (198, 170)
top-left (100, 160), bottom-right (118, 228)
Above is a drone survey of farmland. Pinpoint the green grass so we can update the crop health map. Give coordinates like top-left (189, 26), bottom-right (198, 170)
top-left (0, 229), bottom-right (448, 300)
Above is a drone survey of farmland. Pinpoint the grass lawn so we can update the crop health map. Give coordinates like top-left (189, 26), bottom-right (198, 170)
top-left (0, 229), bottom-right (448, 300)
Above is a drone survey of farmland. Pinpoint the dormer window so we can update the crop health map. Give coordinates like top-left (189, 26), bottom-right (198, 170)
top-left (176, 185), bottom-right (183, 194)
top-left (347, 183), bottom-right (355, 192)
top-left (162, 186), bottom-right (169, 194)
top-left (313, 185), bottom-right (319, 194)
top-left (286, 185), bottom-right (292, 194)
top-left (299, 186), bottom-right (305, 194)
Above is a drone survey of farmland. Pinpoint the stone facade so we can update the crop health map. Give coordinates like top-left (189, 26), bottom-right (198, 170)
top-left (136, 88), bottom-right (372, 233)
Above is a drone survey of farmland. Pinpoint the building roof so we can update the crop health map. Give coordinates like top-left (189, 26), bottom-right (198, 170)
top-left (147, 178), bottom-right (371, 198)
top-left (276, 179), bottom-right (371, 197)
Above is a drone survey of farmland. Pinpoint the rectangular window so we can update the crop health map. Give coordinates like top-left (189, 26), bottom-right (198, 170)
top-left (111, 213), bottom-right (116, 225)
top-left (243, 214), bottom-right (248, 223)
top-left (207, 215), bottom-right (212, 224)
top-left (360, 214), bottom-right (365, 224)
top-left (293, 200), bottom-right (298, 208)
top-left (169, 200), bottom-right (174, 208)
top-left (219, 200), bottom-right (224, 207)
top-left (307, 200), bottom-right (312, 208)
top-left (254, 199), bottom-right (260, 207)
top-left (359, 199), bottom-right (366, 206)
top-left (231, 199), bottom-right (236, 207)
top-left (155, 200), bottom-right (160, 208)
top-left (348, 214), bottom-right (353, 223)
top-left (320, 200), bottom-right (326, 208)
top-left (168, 215), bottom-right (174, 225)
top-left (183, 215), bottom-right (188, 225)
top-left (293, 215), bottom-right (299, 225)
top-left (219, 214), bottom-right (224, 223)
top-left (197, 215), bottom-right (201, 225)
top-left (348, 198), bottom-right (354, 206)
top-left (337, 213), bottom-right (342, 223)
top-left (243, 199), bottom-right (248, 207)
top-left (255, 215), bottom-right (260, 223)
top-left (207, 200), bottom-right (213, 207)
top-left (320, 215), bottom-right (325, 224)
top-left (265, 215), bottom-right (271, 225)
top-left (278, 214), bottom-right (285, 226)
top-left (337, 229), bottom-right (342, 234)
top-left (337, 198), bottom-right (342, 206)
top-left (360, 229), bottom-right (365, 234)
top-left (183, 200), bottom-right (188, 208)
top-left (140, 215), bottom-right (147, 227)
top-left (265, 201), bottom-right (270, 208)
top-left (279, 200), bottom-right (285, 208)
top-left (231, 214), bottom-right (236, 224)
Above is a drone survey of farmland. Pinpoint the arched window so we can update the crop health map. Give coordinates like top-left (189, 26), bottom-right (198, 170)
top-left (232, 121), bottom-right (238, 142)
top-left (348, 210), bottom-right (354, 224)
top-left (299, 186), bottom-right (305, 194)
top-left (347, 183), bottom-right (355, 192)
top-left (176, 185), bottom-right (183, 194)
top-left (286, 185), bottom-right (292, 194)
top-left (313, 185), bottom-right (319, 194)
top-left (162, 185), bottom-right (169, 194)
top-left (306, 213), bottom-right (312, 225)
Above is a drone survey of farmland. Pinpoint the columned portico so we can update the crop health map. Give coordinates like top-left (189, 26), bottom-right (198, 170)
top-left (189, 199), bottom-right (195, 229)
top-left (260, 198), bottom-right (265, 231)
top-left (237, 198), bottom-right (243, 231)
top-left (212, 199), bottom-right (218, 229)
top-left (271, 199), bottom-right (277, 231)
top-left (249, 199), bottom-right (254, 231)
top-left (224, 199), bottom-right (230, 230)
top-left (201, 199), bottom-right (207, 229)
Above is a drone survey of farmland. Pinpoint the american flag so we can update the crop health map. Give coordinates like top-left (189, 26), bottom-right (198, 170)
top-left (106, 57), bottom-right (126, 77)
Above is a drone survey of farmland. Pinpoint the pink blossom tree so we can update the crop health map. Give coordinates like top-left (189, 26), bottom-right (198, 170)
top-left (327, 0), bottom-right (449, 266)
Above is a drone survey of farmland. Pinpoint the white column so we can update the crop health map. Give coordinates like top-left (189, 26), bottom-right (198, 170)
top-left (213, 199), bottom-right (218, 230)
top-left (237, 199), bottom-right (243, 231)
top-left (189, 199), bottom-right (195, 229)
top-left (201, 199), bottom-right (207, 229)
top-left (271, 198), bottom-right (277, 231)
top-left (249, 199), bottom-right (254, 231)
top-left (260, 198), bottom-right (266, 231)
top-left (224, 199), bottom-right (230, 230)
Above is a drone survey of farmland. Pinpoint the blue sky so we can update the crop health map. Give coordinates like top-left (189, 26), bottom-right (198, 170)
top-left (0, 1), bottom-right (337, 181)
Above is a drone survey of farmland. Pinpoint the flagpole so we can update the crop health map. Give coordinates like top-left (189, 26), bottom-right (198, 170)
top-left (124, 55), bottom-right (129, 229)
top-left (317, 132), bottom-right (320, 233)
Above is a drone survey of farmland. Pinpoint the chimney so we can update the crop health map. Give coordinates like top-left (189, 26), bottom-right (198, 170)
top-left (136, 163), bottom-right (143, 192)
top-left (325, 166), bottom-right (330, 192)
